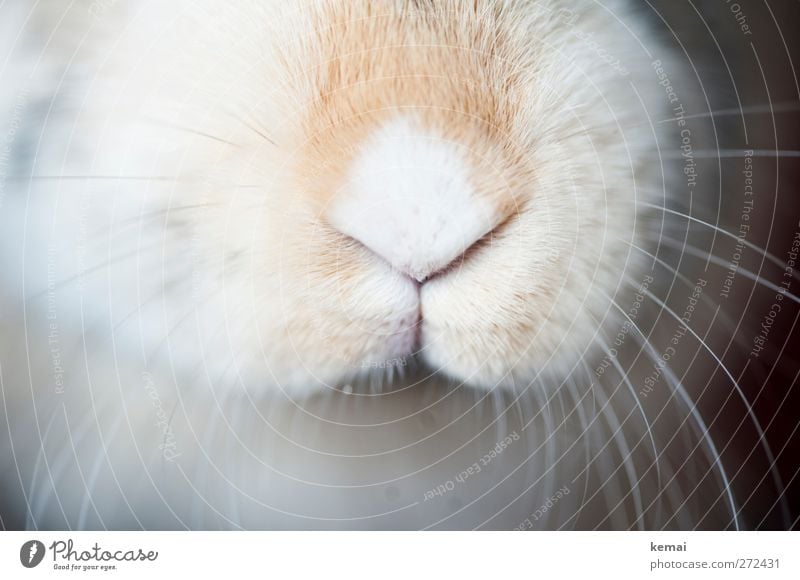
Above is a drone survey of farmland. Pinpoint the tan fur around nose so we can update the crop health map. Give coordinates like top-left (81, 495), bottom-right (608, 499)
top-left (290, 0), bottom-right (537, 222)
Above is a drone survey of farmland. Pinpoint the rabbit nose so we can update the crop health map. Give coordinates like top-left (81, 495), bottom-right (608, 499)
top-left (326, 116), bottom-right (498, 282)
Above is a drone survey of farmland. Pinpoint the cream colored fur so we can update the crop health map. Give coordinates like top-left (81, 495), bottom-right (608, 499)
top-left (0, 0), bottom-right (699, 529)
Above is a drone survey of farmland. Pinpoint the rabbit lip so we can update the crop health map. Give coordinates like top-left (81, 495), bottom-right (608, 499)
top-left (382, 304), bottom-right (422, 360)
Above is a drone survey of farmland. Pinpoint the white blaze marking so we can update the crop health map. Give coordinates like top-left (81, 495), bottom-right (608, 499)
top-left (328, 116), bottom-right (495, 281)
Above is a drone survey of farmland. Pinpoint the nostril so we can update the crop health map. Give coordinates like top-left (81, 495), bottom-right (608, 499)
top-left (334, 234), bottom-right (438, 285)
top-left (408, 268), bottom-right (431, 284)
top-left (414, 223), bottom-right (501, 284)
top-left (330, 210), bottom-right (495, 282)
top-left (414, 253), bottom-right (467, 284)
top-left (334, 209), bottom-right (505, 286)
top-left (396, 248), bottom-right (472, 284)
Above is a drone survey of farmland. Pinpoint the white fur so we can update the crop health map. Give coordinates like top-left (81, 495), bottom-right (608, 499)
top-left (329, 116), bottom-right (496, 281)
top-left (0, 0), bottom-right (704, 530)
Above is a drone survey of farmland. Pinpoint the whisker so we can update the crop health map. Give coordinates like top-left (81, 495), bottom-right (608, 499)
top-left (634, 283), bottom-right (789, 528)
top-left (27, 403), bottom-right (71, 529)
top-left (657, 102), bottom-right (800, 123)
top-left (594, 337), bottom-right (663, 511)
top-left (650, 149), bottom-right (800, 159)
top-left (7, 175), bottom-right (266, 190)
top-left (141, 118), bottom-right (243, 148)
top-left (235, 116), bottom-right (278, 147)
top-left (76, 413), bottom-right (127, 530)
top-left (26, 242), bottom-right (166, 303)
top-left (8, 175), bottom-right (187, 182)
top-left (723, 366), bottom-right (800, 529)
top-left (556, 374), bottom-right (595, 531)
top-left (99, 203), bottom-right (226, 234)
top-left (471, 374), bottom-right (597, 530)
top-left (647, 235), bottom-right (800, 305)
top-left (749, 379), bottom-right (800, 529)
top-left (576, 359), bottom-right (645, 531)
top-left (620, 237), bottom-right (765, 358)
top-left (452, 343), bottom-right (601, 529)
top-left (599, 285), bottom-right (739, 530)
top-left (639, 230), bottom-right (796, 526)
top-left (639, 202), bottom-right (800, 282)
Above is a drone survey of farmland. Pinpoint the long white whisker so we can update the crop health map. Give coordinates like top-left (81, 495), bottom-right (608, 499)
top-left (574, 359), bottom-right (645, 531)
top-left (599, 285), bottom-right (739, 530)
top-left (76, 412), bottom-right (126, 530)
top-left (622, 241), bottom-right (794, 526)
top-left (594, 338), bottom-right (663, 515)
top-left (656, 102), bottom-right (800, 123)
top-left (649, 235), bottom-right (800, 305)
top-left (725, 365), bottom-right (800, 529)
top-left (648, 149), bottom-right (800, 159)
top-left (620, 238), bottom-right (771, 355)
top-left (636, 284), bottom-right (788, 527)
top-left (27, 404), bottom-right (70, 529)
top-left (638, 203), bottom-right (800, 282)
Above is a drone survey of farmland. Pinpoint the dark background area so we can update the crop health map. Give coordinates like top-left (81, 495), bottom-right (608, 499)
top-left (648, 0), bottom-right (800, 529)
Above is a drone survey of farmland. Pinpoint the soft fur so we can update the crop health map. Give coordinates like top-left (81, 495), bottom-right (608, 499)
top-left (0, 0), bottom-right (722, 529)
